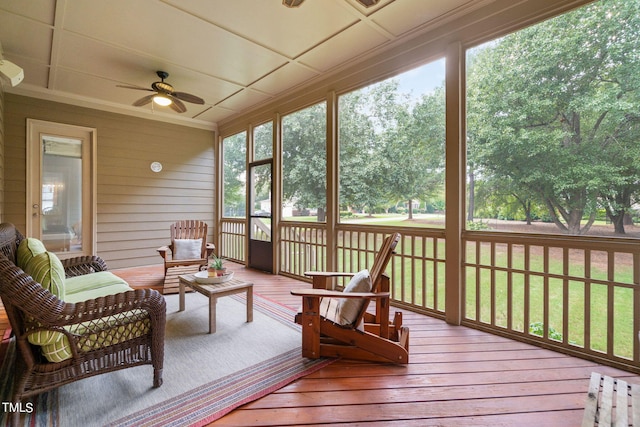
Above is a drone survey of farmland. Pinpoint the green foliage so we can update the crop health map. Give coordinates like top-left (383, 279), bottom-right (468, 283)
top-left (529, 322), bottom-right (565, 343)
top-left (222, 132), bottom-right (247, 217)
top-left (208, 254), bottom-right (225, 270)
top-left (466, 220), bottom-right (491, 231)
top-left (282, 103), bottom-right (327, 213)
top-left (338, 64), bottom-right (446, 217)
top-left (467, 0), bottom-right (640, 235)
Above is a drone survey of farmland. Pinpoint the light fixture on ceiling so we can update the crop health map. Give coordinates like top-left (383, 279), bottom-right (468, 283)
top-left (153, 94), bottom-right (172, 106)
top-left (282, 0), bottom-right (379, 8)
top-left (356, 0), bottom-right (380, 6)
top-left (283, 0), bottom-right (304, 7)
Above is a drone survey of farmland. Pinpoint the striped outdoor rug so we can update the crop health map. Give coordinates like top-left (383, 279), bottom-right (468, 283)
top-left (0, 292), bottom-right (334, 426)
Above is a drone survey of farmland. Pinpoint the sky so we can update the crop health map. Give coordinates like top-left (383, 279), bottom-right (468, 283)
top-left (396, 57), bottom-right (446, 103)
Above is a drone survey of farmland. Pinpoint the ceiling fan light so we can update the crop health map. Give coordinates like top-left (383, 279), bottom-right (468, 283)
top-left (283, 0), bottom-right (304, 7)
top-left (153, 94), bottom-right (172, 106)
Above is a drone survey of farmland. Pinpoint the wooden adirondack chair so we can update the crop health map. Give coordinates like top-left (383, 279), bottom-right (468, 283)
top-left (292, 232), bottom-right (409, 364)
top-left (157, 220), bottom-right (215, 276)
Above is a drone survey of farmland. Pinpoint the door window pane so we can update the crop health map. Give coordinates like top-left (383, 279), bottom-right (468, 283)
top-left (41, 136), bottom-right (82, 252)
top-left (250, 162), bottom-right (272, 242)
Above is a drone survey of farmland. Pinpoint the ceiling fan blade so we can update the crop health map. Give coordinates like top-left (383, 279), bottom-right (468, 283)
top-left (169, 97), bottom-right (187, 113)
top-left (117, 84), bottom-right (154, 92)
top-left (173, 92), bottom-right (205, 105)
top-left (132, 94), bottom-right (155, 107)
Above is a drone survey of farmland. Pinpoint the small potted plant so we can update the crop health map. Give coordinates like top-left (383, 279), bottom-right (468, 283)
top-left (208, 254), bottom-right (226, 277)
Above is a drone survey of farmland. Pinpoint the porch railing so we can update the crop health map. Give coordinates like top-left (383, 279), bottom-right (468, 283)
top-left (463, 232), bottom-right (640, 373)
top-left (229, 218), bottom-right (640, 373)
top-left (280, 223), bottom-right (326, 277)
top-left (219, 218), bottom-right (245, 263)
top-left (279, 224), bottom-right (447, 317)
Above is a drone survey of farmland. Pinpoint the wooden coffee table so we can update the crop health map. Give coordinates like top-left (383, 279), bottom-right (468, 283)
top-left (178, 274), bottom-right (253, 334)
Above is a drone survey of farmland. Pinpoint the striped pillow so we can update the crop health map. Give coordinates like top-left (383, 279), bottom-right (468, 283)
top-left (23, 251), bottom-right (66, 299)
top-left (24, 251), bottom-right (68, 357)
top-left (17, 237), bottom-right (47, 270)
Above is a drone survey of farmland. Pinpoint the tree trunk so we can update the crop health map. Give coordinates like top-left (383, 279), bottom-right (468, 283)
top-left (605, 206), bottom-right (626, 234)
top-left (524, 201), bottom-right (533, 225)
top-left (467, 170), bottom-right (475, 222)
top-left (408, 199), bottom-right (414, 220)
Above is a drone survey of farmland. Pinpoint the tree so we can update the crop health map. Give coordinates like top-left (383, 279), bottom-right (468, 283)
top-left (222, 132), bottom-right (247, 217)
top-left (383, 86), bottom-right (446, 219)
top-left (467, 0), bottom-right (640, 235)
top-left (282, 102), bottom-right (327, 219)
top-left (339, 82), bottom-right (395, 215)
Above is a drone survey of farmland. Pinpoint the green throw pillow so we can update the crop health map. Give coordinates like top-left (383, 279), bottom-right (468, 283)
top-left (23, 251), bottom-right (66, 300)
top-left (24, 250), bottom-right (67, 357)
top-left (17, 237), bottom-right (47, 269)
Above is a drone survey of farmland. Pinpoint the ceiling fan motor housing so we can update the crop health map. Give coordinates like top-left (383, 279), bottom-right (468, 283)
top-left (152, 81), bottom-right (174, 94)
top-left (153, 71), bottom-right (174, 93)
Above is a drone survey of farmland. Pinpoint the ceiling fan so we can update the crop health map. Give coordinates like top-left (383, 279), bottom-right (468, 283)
top-left (117, 71), bottom-right (205, 113)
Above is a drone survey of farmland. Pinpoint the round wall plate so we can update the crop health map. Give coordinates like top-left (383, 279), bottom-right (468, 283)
top-left (150, 161), bottom-right (162, 172)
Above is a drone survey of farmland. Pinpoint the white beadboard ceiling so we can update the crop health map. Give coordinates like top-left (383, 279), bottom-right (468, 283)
top-left (0, 0), bottom-right (483, 129)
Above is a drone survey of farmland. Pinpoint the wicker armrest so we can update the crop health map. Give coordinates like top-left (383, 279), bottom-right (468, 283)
top-left (61, 255), bottom-right (109, 277)
top-left (33, 288), bottom-right (166, 326)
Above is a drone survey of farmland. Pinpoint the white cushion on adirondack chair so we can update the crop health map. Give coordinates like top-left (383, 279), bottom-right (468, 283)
top-left (320, 269), bottom-right (372, 326)
top-left (173, 238), bottom-right (202, 260)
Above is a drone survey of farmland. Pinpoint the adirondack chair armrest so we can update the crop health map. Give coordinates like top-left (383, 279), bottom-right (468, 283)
top-left (304, 271), bottom-right (356, 290)
top-left (291, 288), bottom-right (389, 299)
top-left (205, 243), bottom-right (215, 258)
top-left (157, 245), bottom-right (170, 260)
top-left (304, 271), bottom-right (355, 277)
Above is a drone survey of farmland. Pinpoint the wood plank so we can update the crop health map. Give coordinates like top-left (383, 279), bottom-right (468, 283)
top-left (582, 372), bottom-right (600, 427)
top-left (632, 383), bottom-right (640, 426)
top-left (216, 394), bottom-right (588, 426)
top-left (616, 378), bottom-right (629, 427)
top-left (601, 375), bottom-right (614, 426)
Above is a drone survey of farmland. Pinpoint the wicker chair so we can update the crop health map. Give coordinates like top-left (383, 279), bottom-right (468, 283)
top-left (0, 223), bottom-right (165, 421)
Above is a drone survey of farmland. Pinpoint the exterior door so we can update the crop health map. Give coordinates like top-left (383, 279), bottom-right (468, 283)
top-left (248, 159), bottom-right (273, 272)
top-left (27, 119), bottom-right (96, 258)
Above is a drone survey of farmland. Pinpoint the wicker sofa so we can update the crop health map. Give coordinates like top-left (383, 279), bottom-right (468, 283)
top-left (0, 223), bottom-right (165, 415)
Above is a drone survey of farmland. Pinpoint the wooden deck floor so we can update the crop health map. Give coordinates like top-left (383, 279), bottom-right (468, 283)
top-left (4, 263), bottom-right (639, 426)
